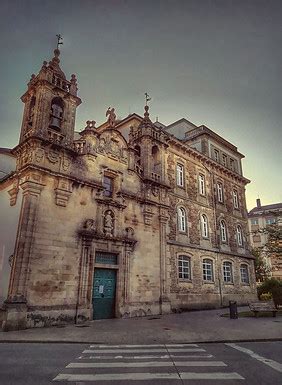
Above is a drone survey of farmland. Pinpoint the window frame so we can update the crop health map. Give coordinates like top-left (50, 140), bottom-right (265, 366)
top-left (223, 261), bottom-right (233, 283)
top-left (202, 258), bottom-right (214, 282)
top-left (214, 149), bottom-right (219, 162)
top-left (222, 153), bottom-right (227, 167)
top-left (217, 182), bottom-right (224, 203)
top-left (220, 220), bottom-right (227, 243)
top-left (240, 264), bottom-right (250, 284)
top-left (198, 174), bottom-right (206, 196)
top-left (177, 207), bottom-right (187, 233)
top-left (176, 163), bottom-right (184, 188)
top-left (178, 255), bottom-right (191, 280)
top-left (201, 214), bottom-right (209, 238)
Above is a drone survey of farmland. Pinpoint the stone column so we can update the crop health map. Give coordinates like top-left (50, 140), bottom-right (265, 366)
top-left (159, 208), bottom-right (171, 314)
top-left (3, 174), bottom-right (44, 331)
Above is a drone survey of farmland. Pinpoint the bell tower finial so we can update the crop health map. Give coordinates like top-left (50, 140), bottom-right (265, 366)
top-left (56, 34), bottom-right (63, 50)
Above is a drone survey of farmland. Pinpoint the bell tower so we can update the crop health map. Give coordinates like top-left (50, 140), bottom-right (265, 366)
top-left (19, 35), bottom-right (81, 147)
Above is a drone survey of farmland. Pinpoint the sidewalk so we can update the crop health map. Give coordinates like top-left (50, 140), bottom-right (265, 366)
top-left (0, 307), bottom-right (281, 344)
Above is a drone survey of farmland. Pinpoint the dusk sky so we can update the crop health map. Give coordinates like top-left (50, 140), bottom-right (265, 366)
top-left (0, 0), bottom-right (281, 210)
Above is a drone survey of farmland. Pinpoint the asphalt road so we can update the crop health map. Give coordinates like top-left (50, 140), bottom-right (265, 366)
top-left (0, 341), bottom-right (281, 385)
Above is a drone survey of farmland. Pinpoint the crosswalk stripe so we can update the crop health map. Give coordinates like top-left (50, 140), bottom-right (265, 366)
top-left (53, 371), bottom-right (244, 382)
top-left (67, 360), bottom-right (227, 368)
top-left (91, 344), bottom-right (199, 348)
top-left (82, 348), bottom-right (205, 353)
top-left (77, 354), bottom-right (214, 359)
top-left (180, 372), bottom-right (245, 380)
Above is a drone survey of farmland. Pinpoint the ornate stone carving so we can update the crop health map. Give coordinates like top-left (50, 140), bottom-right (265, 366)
top-left (8, 180), bottom-right (19, 206)
top-left (34, 148), bottom-right (44, 164)
top-left (143, 205), bottom-right (153, 225)
top-left (125, 227), bottom-right (134, 239)
top-left (103, 210), bottom-right (114, 237)
top-left (47, 150), bottom-right (60, 164)
top-left (84, 219), bottom-right (95, 231)
top-left (96, 132), bottom-right (128, 163)
top-left (54, 178), bottom-right (72, 207)
top-left (106, 107), bottom-right (116, 128)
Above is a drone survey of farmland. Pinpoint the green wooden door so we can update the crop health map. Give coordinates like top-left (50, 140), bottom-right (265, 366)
top-left (93, 268), bottom-right (116, 320)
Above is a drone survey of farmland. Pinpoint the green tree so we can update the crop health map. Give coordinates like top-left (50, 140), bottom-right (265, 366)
top-left (252, 248), bottom-right (271, 282)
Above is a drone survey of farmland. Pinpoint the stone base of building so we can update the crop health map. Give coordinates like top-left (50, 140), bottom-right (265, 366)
top-left (1, 301), bottom-right (28, 331)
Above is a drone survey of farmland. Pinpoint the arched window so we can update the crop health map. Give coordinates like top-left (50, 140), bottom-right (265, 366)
top-left (49, 97), bottom-right (64, 131)
top-left (177, 207), bottom-right (187, 233)
top-left (220, 220), bottom-right (227, 242)
top-left (201, 214), bottom-right (209, 238)
top-left (223, 261), bottom-right (233, 283)
top-left (152, 145), bottom-right (161, 174)
top-left (203, 258), bottom-right (214, 281)
top-left (178, 255), bottom-right (191, 280)
top-left (236, 225), bottom-right (243, 246)
top-left (240, 264), bottom-right (249, 284)
top-left (27, 96), bottom-right (36, 127)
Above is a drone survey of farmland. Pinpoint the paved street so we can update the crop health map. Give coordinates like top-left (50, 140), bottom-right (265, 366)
top-left (0, 342), bottom-right (281, 385)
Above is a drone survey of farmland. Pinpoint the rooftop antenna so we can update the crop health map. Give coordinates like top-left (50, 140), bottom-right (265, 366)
top-left (56, 34), bottom-right (63, 50)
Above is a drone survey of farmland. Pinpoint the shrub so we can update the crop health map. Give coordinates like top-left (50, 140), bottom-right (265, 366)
top-left (257, 278), bottom-right (282, 298)
top-left (260, 292), bottom-right (272, 301)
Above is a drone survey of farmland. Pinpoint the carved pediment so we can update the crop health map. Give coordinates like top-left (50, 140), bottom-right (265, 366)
top-left (97, 130), bottom-right (128, 163)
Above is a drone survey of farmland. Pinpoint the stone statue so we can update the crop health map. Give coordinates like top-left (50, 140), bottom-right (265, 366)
top-left (104, 210), bottom-right (114, 237)
top-left (106, 107), bottom-right (116, 128)
top-left (84, 219), bottom-right (95, 231)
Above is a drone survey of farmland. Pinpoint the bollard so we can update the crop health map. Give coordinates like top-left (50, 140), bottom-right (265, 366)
top-left (229, 300), bottom-right (238, 319)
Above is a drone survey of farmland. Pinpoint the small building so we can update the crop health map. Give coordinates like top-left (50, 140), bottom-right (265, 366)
top-left (0, 45), bottom-right (257, 331)
top-left (248, 199), bottom-right (282, 280)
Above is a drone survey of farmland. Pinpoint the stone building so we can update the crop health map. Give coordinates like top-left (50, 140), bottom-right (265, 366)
top-left (0, 47), bottom-right (257, 330)
top-left (248, 199), bottom-right (282, 280)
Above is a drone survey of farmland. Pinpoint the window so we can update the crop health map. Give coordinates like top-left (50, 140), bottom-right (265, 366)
top-left (198, 174), bottom-right (205, 195)
top-left (233, 190), bottom-right (239, 209)
top-left (230, 158), bottom-right (235, 171)
top-left (222, 154), bottom-right (227, 167)
top-left (266, 218), bottom-right (276, 225)
top-left (214, 149), bottom-right (219, 162)
top-left (201, 214), bottom-right (209, 238)
top-left (178, 207), bottom-right (187, 232)
top-left (49, 97), bottom-right (64, 130)
top-left (103, 176), bottom-right (114, 197)
top-left (236, 225), bottom-right (243, 246)
top-left (220, 220), bottom-right (227, 242)
top-left (178, 255), bottom-right (191, 280)
top-left (240, 264), bottom-right (249, 284)
top-left (223, 261), bottom-right (233, 283)
top-left (203, 258), bottom-right (213, 281)
top-left (217, 182), bottom-right (224, 203)
top-left (176, 163), bottom-right (184, 187)
top-left (251, 218), bottom-right (258, 225)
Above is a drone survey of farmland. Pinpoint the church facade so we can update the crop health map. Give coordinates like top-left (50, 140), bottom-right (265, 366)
top-left (0, 47), bottom-right (257, 330)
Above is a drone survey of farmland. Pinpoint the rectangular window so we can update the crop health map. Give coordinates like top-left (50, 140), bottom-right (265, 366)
top-left (217, 182), bottom-right (224, 203)
top-left (178, 255), bottom-right (191, 280)
top-left (240, 265), bottom-right (249, 284)
top-left (266, 218), bottom-right (276, 225)
top-left (198, 174), bottom-right (205, 195)
top-left (103, 176), bottom-right (114, 197)
top-left (176, 163), bottom-right (184, 187)
top-left (223, 262), bottom-right (233, 283)
top-left (230, 158), bottom-right (235, 171)
top-left (95, 252), bottom-right (118, 265)
top-left (233, 190), bottom-right (239, 209)
top-left (214, 149), bottom-right (219, 162)
top-left (222, 154), bottom-right (227, 167)
top-left (251, 218), bottom-right (258, 225)
top-left (203, 259), bottom-right (213, 281)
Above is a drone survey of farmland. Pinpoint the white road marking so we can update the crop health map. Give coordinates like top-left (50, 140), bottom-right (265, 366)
top-left (180, 372), bottom-right (244, 380)
top-left (67, 360), bottom-right (226, 368)
top-left (226, 343), bottom-right (282, 373)
top-left (53, 372), bottom-right (180, 381)
top-left (77, 353), bottom-right (214, 359)
top-left (53, 371), bottom-right (244, 382)
top-left (92, 343), bottom-right (199, 348)
top-left (83, 348), bottom-right (205, 353)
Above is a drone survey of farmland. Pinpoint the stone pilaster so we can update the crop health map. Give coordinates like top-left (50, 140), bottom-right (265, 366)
top-left (159, 208), bottom-right (171, 314)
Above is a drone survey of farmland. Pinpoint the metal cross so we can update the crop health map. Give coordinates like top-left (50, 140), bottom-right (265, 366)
top-left (145, 92), bottom-right (151, 106)
top-left (56, 34), bottom-right (63, 50)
